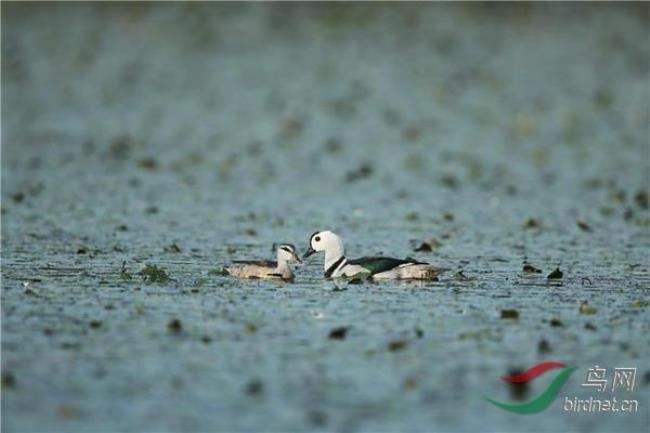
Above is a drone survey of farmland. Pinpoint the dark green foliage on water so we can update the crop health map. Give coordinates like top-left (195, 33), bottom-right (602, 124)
top-left (120, 262), bottom-right (132, 280)
top-left (501, 309), bottom-right (519, 320)
top-left (523, 263), bottom-right (542, 273)
top-left (164, 243), bottom-right (182, 253)
top-left (138, 265), bottom-right (170, 284)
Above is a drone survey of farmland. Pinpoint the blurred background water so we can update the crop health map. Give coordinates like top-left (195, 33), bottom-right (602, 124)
top-left (1, 3), bottom-right (649, 432)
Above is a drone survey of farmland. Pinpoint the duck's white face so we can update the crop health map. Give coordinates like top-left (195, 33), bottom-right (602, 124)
top-left (277, 244), bottom-right (301, 264)
top-left (303, 230), bottom-right (344, 258)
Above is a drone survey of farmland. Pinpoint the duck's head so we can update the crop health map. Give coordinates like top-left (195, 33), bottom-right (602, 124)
top-left (303, 230), bottom-right (344, 259)
top-left (277, 243), bottom-right (301, 264)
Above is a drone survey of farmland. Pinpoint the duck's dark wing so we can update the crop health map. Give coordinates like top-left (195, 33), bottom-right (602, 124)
top-left (232, 260), bottom-right (277, 267)
top-left (347, 256), bottom-right (427, 275)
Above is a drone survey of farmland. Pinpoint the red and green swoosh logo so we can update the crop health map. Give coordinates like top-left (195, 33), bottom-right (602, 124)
top-left (485, 361), bottom-right (577, 414)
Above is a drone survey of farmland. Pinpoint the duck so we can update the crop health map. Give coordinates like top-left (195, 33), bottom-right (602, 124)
top-left (225, 243), bottom-right (301, 281)
top-left (302, 230), bottom-right (447, 280)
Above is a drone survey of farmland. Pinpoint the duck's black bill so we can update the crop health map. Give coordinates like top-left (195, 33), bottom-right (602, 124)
top-left (302, 247), bottom-right (316, 259)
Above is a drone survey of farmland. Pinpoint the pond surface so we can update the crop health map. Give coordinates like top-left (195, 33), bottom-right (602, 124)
top-left (2, 3), bottom-right (649, 432)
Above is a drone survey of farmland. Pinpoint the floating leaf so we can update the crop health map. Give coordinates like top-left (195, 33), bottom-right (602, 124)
top-left (167, 318), bottom-right (182, 333)
top-left (523, 264), bottom-right (542, 273)
top-left (579, 302), bottom-right (597, 315)
top-left (388, 340), bottom-right (408, 352)
top-left (501, 309), bottom-right (519, 320)
top-left (576, 220), bottom-right (592, 232)
top-left (328, 327), bottom-right (348, 340)
top-left (164, 243), bottom-right (182, 253)
top-left (414, 238), bottom-right (443, 252)
top-left (524, 218), bottom-right (542, 229)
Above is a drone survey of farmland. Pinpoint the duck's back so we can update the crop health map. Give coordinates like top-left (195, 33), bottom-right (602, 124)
top-left (226, 261), bottom-right (293, 280)
top-left (346, 256), bottom-right (445, 280)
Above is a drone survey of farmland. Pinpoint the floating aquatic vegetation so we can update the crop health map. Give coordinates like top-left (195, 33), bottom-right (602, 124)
top-left (279, 117), bottom-right (304, 140)
top-left (137, 158), bottom-right (158, 171)
top-left (245, 379), bottom-right (263, 396)
top-left (244, 322), bottom-right (258, 335)
top-left (164, 243), bottom-right (182, 253)
top-left (403, 126), bottom-right (421, 142)
top-left (608, 189), bottom-right (626, 204)
top-left (404, 212), bottom-right (419, 221)
top-left (344, 162), bottom-right (373, 183)
top-left (138, 265), bottom-right (170, 284)
top-left (523, 218), bottom-right (542, 229)
top-left (108, 134), bottom-right (132, 160)
top-left (11, 192), bottom-right (25, 203)
top-left (538, 339), bottom-right (551, 354)
top-left (120, 261), bottom-right (132, 281)
top-left (547, 268), bottom-right (563, 279)
top-left (414, 238), bottom-right (443, 252)
top-left (630, 300), bottom-right (648, 308)
top-left (442, 212), bottom-right (455, 222)
top-left (403, 376), bottom-right (418, 390)
top-left (634, 190), bottom-right (648, 209)
top-left (593, 89), bottom-right (613, 109)
top-left (505, 367), bottom-right (530, 401)
top-left (579, 302), bottom-right (597, 315)
top-left (501, 309), bottom-right (519, 320)
top-left (458, 328), bottom-right (502, 342)
top-left (388, 340), bottom-right (408, 352)
top-left (439, 174), bottom-right (459, 189)
top-left (2, 372), bottom-right (16, 389)
top-left (193, 278), bottom-right (206, 288)
top-left (323, 137), bottom-right (342, 154)
top-left (624, 208), bottom-right (635, 221)
top-left (328, 327), bottom-right (348, 340)
top-left (523, 263), bottom-right (542, 273)
top-left (167, 318), bottom-right (182, 333)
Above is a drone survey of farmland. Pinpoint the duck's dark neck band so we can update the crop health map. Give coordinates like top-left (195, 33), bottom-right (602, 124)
top-left (324, 256), bottom-right (346, 278)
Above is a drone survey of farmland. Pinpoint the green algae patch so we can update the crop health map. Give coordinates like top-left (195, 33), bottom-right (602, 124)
top-left (630, 299), bottom-right (649, 308)
top-left (138, 265), bottom-right (170, 284)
